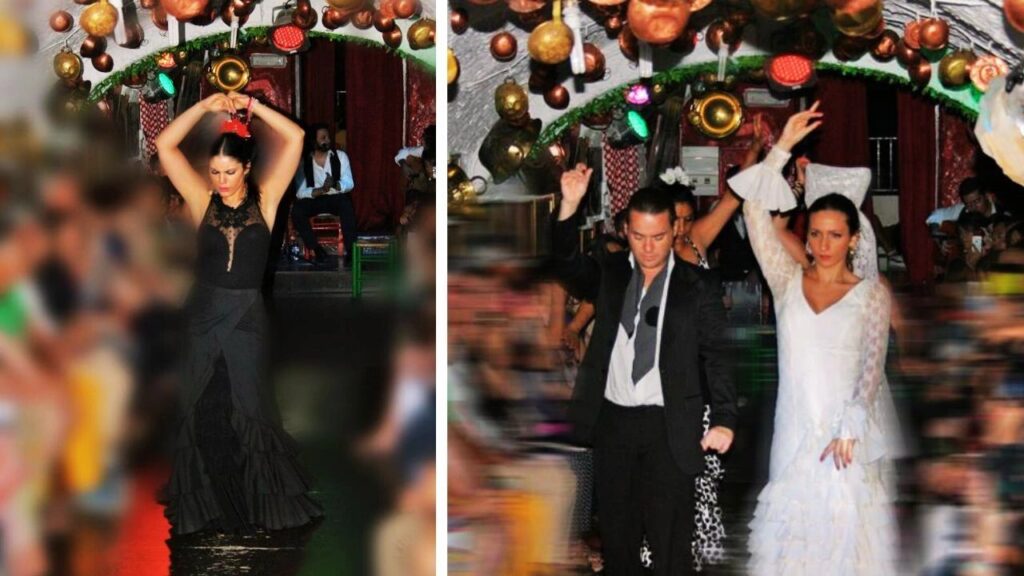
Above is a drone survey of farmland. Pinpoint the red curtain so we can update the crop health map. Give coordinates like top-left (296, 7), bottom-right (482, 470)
top-left (939, 109), bottom-right (977, 208)
top-left (302, 39), bottom-right (337, 136)
top-left (809, 76), bottom-right (870, 168)
top-left (345, 44), bottom-right (405, 232)
top-left (897, 90), bottom-right (938, 285)
top-left (406, 63), bottom-right (435, 147)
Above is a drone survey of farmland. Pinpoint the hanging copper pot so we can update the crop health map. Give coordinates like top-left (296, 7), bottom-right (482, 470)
top-left (53, 48), bottom-right (83, 81)
top-left (669, 27), bottom-right (697, 54)
top-left (327, 0), bottom-right (367, 9)
top-left (903, 19), bottom-right (922, 50)
top-left (160, 0), bottom-right (209, 21)
top-left (373, 9), bottom-right (396, 32)
top-left (151, 5), bottom-right (169, 30)
top-left (119, 21), bottom-right (145, 48)
top-left (323, 6), bottom-right (348, 29)
top-left (627, 0), bottom-right (691, 45)
top-left (527, 0), bottom-right (573, 64)
top-left (583, 43), bottom-right (606, 81)
top-left (450, 9), bottom-right (469, 33)
top-left (80, 35), bottom-right (107, 58)
top-left (871, 29), bottom-right (899, 61)
top-left (383, 27), bottom-right (404, 48)
top-left (605, 14), bottom-right (624, 34)
top-left (491, 32), bottom-right (518, 61)
top-left (206, 54), bottom-right (251, 92)
top-left (394, 0), bottom-right (419, 18)
top-left (529, 64), bottom-right (557, 92)
top-left (688, 91), bottom-right (743, 139)
top-left (908, 58), bottom-right (931, 86)
top-left (749, 0), bottom-right (818, 21)
top-left (508, 0), bottom-right (546, 12)
top-left (82, 0), bottom-right (119, 36)
top-left (408, 18), bottom-right (435, 49)
top-left (50, 11), bottom-right (74, 33)
top-left (830, 0), bottom-right (882, 38)
top-left (705, 19), bottom-right (740, 53)
top-left (895, 38), bottom-right (920, 67)
top-left (293, 0), bottom-right (319, 29)
top-left (938, 49), bottom-right (976, 88)
top-left (495, 77), bottom-right (530, 122)
top-left (222, 1), bottom-right (252, 26)
top-left (544, 85), bottom-right (570, 109)
top-left (619, 24), bottom-right (638, 60)
top-left (139, 0), bottom-right (159, 8)
top-left (92, 53), bottom-right (114, 73)
top-left (353, 9), bottom-right (374, 29)
top-left (918, 17), bottom-right (948, 51)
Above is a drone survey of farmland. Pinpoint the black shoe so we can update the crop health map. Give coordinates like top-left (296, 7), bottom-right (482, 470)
top-left (314, 247), bottom-right (330, 264)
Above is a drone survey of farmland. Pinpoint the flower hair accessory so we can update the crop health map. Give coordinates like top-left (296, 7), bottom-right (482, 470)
top-left (221, 115), bottom-right (252, 139)
top-left (659, 166), bottom-right (691, 187)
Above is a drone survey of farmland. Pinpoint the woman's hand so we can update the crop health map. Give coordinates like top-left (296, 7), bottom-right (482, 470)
top-left (777, 100), bottom-right (823, 152)
top-left (820, 438), bottom-right (856, 470)
top-left (227, 91), bottom-right (255, 112)
top-left (201, 93), bottom-right (234, 114)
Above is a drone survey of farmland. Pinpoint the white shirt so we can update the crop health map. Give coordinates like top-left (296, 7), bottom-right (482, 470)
top-left (604, 254), bottom-right (674, 407)
top-left (295, 150), bottom-right (354, 200)
top-left (925, 201), bottom-right (998, 225)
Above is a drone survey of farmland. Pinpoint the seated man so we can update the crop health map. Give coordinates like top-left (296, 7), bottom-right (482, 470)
top-left (292, 124), bottom-right (357, 266)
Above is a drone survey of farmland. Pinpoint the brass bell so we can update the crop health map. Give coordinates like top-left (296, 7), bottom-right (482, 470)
top-left (206, 54), bottom-right (251, 92)
top-left (688, 91), bottom-right (743, 139)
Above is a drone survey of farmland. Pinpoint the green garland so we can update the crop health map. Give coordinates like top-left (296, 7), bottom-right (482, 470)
top-left (533, 56), bottom-right (979, 149)
top-left (89, 26), bottom-right (434, 102)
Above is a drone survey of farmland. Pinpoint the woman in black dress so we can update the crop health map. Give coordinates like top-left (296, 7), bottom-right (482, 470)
top-left (155, 92), bottom-right (322, 535)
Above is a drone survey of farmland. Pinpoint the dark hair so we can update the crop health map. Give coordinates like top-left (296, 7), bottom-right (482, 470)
top-left (309, 123), bottom-right (331, 138)
top-left (626, 187), bottom-right (676, 225)
top-left (209, 133), bottom-right (260, 204)
top-left (956, 209), bottom-right (989, 234)
top-left (957, 177), bottom-right (984, 201)
top-left (613, 209), bottom-right (628, 233)
top-left (669, 186), bottom-right (696, 213)
top-left (807, 193), bottom-right (860, 236)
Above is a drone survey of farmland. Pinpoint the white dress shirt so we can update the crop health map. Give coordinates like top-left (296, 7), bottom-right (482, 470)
top-left (295, 150), bottom-right (354, 200)
top-left (604, 254), bottom-right (674, 407)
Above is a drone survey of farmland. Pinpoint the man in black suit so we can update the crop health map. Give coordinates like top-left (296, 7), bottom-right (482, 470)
top-left (553, 165), bottom-right (737, 576)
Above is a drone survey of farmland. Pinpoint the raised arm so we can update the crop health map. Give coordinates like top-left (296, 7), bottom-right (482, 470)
top-left (228, 92), bottom-right (305, 211)
top-left (552, 164), bottom-right (601, 302)
top-left (155, 93), bottom-right (235, 226)
top-left (729, 103), bottom-right (822, 295)
top-left (690, 118), bottom-right (769, 251)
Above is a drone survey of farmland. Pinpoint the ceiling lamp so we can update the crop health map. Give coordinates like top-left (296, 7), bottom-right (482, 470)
top-left (271, 3), bottom-right (310, 54)
top-left (606, 108), bottom-right (649, 148)
top-left (765, 53), bottom-right (817, 93)
top-left (142, 71), bottom-right (177, 102)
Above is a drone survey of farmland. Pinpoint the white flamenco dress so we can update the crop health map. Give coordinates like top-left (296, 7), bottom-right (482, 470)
top-left (728, 148), bottom-right (903, 575)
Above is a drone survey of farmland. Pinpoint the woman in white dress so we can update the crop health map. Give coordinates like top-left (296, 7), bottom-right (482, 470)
top-left (728, 102), bottom-right (901, 575)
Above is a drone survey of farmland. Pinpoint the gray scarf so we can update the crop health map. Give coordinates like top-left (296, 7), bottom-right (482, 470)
top-left (620, 262), bottom-right (668, 385)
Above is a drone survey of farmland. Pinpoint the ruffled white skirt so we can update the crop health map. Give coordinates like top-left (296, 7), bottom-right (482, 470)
top-left (748, 432), bottom-right (897, 576)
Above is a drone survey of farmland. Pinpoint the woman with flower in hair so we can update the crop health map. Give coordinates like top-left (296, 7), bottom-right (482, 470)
top-left (155, 92), bottom-right (322, 535)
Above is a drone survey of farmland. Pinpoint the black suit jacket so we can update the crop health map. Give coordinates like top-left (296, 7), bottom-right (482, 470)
top-left (553, 214), bottom-right (738, 475)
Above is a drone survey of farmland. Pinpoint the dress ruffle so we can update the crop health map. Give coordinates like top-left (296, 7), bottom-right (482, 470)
top-left (161, 410), bottom-right (323, 535)
top-left (747, 448), bottom-right (897, 576)
top-left (727, 147), bottom-right (797, 212)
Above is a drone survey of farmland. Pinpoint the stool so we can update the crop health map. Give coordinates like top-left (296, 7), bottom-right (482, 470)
top-left (351, 235), bottom-right (397, 298)
top-left (295, 214), bottom-right (343, 261)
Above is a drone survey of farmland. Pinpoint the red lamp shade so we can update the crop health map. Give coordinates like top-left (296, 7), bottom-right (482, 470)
top-left (271, 23), bottom-right (308, 54)
top-left (766, 53), bottom-right (817, 92)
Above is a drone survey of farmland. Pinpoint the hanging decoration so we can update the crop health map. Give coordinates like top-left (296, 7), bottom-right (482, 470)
top-left (971, 55), bottom-right (1009, 93)
top-left (495, 78), bottom-right (530, 123)
top-left (206, 54), bottom-right (251, 92)
top-left (81, 0), bottom-right (120, 37)
top-left (626, 0), bottom-right (691, 45)
top-left (408, 18), bottom-right (436, 49)
top-left (161, 0), bottom-right (210, 21)
top-left (871, 30), bottom-right (898, 61)
top-left (1004, 0), bottom-right (1024, 32)
top-left (938, 49), bottom-right (976, 88)
top-left (448, 48), bottom-right (460, 84)
top-left (750, 0), bottom-right (818, 22)
top-left (54, 47), bottom-right (84, 82)
top-left (491, 32), bottom-right (518, 61)
top-left (450, 9), bottom-right (469, 33)
top-left (918, 17), bottom-right (949, 51)
top-left (527, 0), bottom-right (573, 65)
top-left (50, 11), bottom-right (74, 33)
top-left (688, 90), bottom-right (743, 138)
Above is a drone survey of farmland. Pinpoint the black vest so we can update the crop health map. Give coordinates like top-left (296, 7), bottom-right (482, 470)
top-left (304, 151), bottom-right (341, 189)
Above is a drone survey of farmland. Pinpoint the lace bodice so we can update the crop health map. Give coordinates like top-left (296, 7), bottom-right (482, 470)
top-left (196, 193), bottom-right (269, 289)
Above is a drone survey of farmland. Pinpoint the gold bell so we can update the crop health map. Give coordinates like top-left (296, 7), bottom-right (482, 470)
top-left (206, 54), bottom-right (251, 92)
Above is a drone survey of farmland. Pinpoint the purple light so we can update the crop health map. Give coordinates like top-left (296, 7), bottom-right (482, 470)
top-left (626, 83), bottom-right (651, 106)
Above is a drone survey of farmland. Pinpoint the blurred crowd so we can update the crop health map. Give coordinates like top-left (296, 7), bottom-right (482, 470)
top-left (0, 120), bottom-right (195, 575)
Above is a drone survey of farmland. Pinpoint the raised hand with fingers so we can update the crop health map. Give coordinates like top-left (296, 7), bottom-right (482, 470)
top-left (558, 163), bottom-right (593, 220)
top-left (777, 100), bottom-right (823, 152)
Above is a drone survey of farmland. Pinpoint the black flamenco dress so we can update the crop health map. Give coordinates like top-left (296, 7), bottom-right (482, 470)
top-left (162, 192), bottom-right (323, 535)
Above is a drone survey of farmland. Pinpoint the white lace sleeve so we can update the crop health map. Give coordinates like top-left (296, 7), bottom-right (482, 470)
top-left (833, 282), bottom-right (894, 459)
top-left (728, 147), bottom-right (798, 212)
top-left (732, 148), bottom-right (803, 296)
